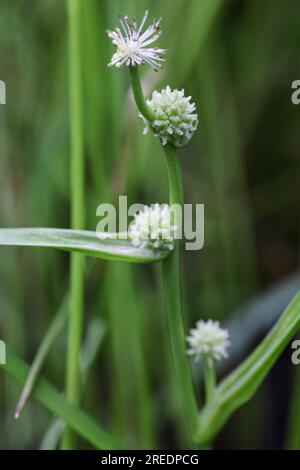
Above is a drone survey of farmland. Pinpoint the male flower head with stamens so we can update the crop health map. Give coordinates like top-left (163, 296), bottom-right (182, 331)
top-left (107, 11), bottom-right (166, 71)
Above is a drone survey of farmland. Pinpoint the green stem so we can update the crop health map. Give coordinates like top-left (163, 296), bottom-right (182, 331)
top-left (162, 144), bottom-right (199, 443)
top-left (129, 68), bottom-right (199, 445)
top-left (203, 360), bottom-right (216, 405)
top-left (285, 360), bottom-right (300, 449)
top-left (129, 66), bottom-right (155, 122)
top-left (162, 144), bottom-right (184, 206)
top-left (62, 0), bottom-right (85, 449)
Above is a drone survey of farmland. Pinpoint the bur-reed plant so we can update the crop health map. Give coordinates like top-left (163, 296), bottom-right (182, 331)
top-left (1, 7), bottom-right (300, 450)
top-left (106, 11), bottom-right (300, 446)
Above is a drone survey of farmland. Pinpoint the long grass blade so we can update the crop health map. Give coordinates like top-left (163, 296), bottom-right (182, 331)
top-left (1, 348), bottom-right (120, 450)
top-left (0, 228), bottom-right (170, 263)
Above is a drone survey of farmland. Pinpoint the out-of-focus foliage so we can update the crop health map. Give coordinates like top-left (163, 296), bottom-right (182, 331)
top-left (0, 0), bottom-right (300, 449)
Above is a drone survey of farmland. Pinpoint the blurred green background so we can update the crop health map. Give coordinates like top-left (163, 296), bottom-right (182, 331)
top-left (1, 0), bottom-right (300, 449)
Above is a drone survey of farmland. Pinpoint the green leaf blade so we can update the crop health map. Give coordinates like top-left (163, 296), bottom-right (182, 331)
top-left (0, 228), bottom-right (169, 263)
top-left (196, 289), bottom-right (300, 445)
top-left (1, 348), bottom-right (120, 450)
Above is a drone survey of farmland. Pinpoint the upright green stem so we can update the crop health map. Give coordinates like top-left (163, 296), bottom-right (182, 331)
top-left (162, 144), bottom-right (199, 443)
top-left (62, 0), bottom-right (85, 449)
top-left (203, 360), bottom-right (216, 405)
top-left (129, 68), bottom-right (199, 443)
top-left (162, 144), bottom-right (184, 206)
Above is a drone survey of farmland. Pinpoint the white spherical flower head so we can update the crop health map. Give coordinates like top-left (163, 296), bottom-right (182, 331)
top-left (129, 204), bottom-right (177, 251)
top-left (141, 86), bottom-right (198, 147)
top-left (187, 320), bottom-right (230, 367)
top-left (107, 11), bottom-right (166, 71)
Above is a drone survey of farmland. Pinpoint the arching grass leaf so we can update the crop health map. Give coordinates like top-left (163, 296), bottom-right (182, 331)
top-left (196, 290), bottom-right (300, 445)
top-left (0, 228), bottom-right (169, 263)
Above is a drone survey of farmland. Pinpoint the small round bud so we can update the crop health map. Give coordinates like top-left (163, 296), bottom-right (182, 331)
top-left (187, 320), bottom-right (230, 366)
top-left (141, 86), bottom-right (198, 147)
top-left (129, 204), bottom-right (177, 251)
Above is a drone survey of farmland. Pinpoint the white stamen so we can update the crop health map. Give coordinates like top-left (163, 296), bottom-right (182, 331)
top-left (107, 11), bottom-right (166, 71)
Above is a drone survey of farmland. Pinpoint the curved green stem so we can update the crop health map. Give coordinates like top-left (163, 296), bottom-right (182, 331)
top-left (129, 66), bottom-right (155, 122)
top-left (62, 0), bottom-right (85, 449)
top-left (129, 67), bottom-right (199, 445)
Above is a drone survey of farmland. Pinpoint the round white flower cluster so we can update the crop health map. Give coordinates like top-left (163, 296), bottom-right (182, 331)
top-left (141, 86), bottom-right (198, 147)
top-left (187, 320), bottom-right (230, 366)
top-left (129, 204), bottom-right (177, 251)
